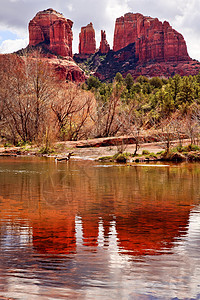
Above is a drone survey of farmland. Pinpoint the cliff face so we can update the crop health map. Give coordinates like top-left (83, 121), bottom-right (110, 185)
top-left (99, 30), bottom-right (110, 54)
top-left (29, 8), bottom-right (73, 57)
top-left (25, 9), bottom-right (200, 82)
top-left (113, 13), bottom-right (190, 63)
top-left (26, 9), bottom-right (86, 82)
top-left (79, 23), bottom-right (96, 55)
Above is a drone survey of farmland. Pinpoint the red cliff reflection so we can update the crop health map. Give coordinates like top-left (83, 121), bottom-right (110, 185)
top-left (115, 207), bottom-right (190, 255)
top-left (30, 205), bottom-right (190, 256)
top-left (82, 216), bottom-right (99, 247)
top-left (32, 216), bottom-right (76, 255)
top-left (0, 159), bottom-right (197, 256)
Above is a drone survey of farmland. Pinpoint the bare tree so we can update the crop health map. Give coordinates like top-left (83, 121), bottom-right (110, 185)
top-left (91, 83), bottom-right (134, 138)
top-left (124, 108), bottom-right (145, 156)
top-left (23, 50), bottom-right (57, 142)
top-left (51, 83), bottom-right (95, 140)
top-left (190, 103), bottom-right (200, 145)
top-left (184, 111), bottom-right (199, 145)
top-left (0, 51), bottom-right (56, 144)
top-left (0, 54), bottom-right (30, 144)
top-left (154, 114), bottom-right (182, 153)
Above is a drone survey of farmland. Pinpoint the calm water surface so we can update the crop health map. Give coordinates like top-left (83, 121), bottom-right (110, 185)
top-left (0, 157), bottom-right (200, 299)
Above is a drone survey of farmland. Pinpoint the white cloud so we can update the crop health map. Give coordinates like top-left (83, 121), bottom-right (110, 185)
top-left (0, 0), bottom-right (199, 60)
top-left (0, 38), bottom-right (28, 54)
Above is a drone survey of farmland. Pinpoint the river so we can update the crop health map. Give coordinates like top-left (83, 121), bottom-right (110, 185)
top-left (0, 157), bottom-right (200, 299)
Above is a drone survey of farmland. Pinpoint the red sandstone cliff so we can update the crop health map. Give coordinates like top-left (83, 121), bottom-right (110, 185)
top-left (29, 8), bottom-right (73, 57)
top-left (113, 13), bottom-right (190, 63)
top-left (79, 23), bottom-right (96, 55)
top-left (20, 9), bottom-right (200, 81)
top-left (99, 30), bottom-right (110, 54)
top-left (27, 9), bottom-right (86, 82)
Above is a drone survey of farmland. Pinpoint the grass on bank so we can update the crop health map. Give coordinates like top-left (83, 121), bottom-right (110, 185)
top-left (98, 144), bottom-right (200, 163)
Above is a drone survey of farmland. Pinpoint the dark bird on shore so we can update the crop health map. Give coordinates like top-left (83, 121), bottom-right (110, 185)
top-left (55, 152), bottom-right (74, 162)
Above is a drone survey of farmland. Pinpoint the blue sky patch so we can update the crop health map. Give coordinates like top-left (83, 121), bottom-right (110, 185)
top-left (0, 30), bottom-right (18, 42)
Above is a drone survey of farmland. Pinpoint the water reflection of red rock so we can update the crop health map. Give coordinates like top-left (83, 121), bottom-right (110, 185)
top-left (116, 207), bottom-right (190, 255)
top-left (32, 216), bottom-right (76, 255)
top-left (0, 196), bottom-right (191, 256)
top-left (0, 162), bottom-right (194, 256)
top-left (82, 216), bottom-right (99, 247)
top-left (31, 205), bottom-right (191, 256)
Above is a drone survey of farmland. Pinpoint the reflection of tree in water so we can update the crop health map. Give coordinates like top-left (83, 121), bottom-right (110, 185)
top-left (32, 217), bottom-right (76, 255)
top-left (42, 169), bottom-right (77, 207)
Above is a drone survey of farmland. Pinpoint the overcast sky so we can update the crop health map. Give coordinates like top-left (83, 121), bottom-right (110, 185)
top-left (0, 0), bottom-right (200, 60)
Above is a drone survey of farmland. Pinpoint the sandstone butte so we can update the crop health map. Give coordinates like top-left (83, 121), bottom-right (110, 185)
top-left (99, 30), bottom-right (110, 54)
top-left (29, 8), bottom-right (73, 57)
top-left (28, 8), bottom-right (85, 82)
top-left (79, 23), bottom-right (96, 55)
top-left (113, 12), bottom-right (190, 63)
top-left (8, 8), bottom-right (200, 83)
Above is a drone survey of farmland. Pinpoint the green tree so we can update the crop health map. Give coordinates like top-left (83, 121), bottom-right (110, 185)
top-left (168, 74), bottom-right (181, 103)
top-left (115, 72), bottom-right (124, 83)
top-left (149, 77), bottom-right (163, 89)
top-left (125, 73), bottom-right (134, 91)
top-left (176, 76), bottom-right (195, 108)
top-left (136, 75), bottom-right (149, 84)
top-left (87, 76), bottom-right (101, 90)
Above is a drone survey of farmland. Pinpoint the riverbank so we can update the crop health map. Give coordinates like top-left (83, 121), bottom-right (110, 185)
top-left (1, 136), bottom-right (199, 163)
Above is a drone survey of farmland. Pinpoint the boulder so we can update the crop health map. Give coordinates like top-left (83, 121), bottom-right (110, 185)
top-left (48, 57), bottom-right (86, 82)
top-left (79, 23), bottom-right (96, 55)
top-left (29, 8), bottom-right (73, 57)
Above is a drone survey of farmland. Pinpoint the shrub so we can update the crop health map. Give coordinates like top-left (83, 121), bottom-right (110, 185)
top-left (39, 146), bottom-right (54, 155)
top-left (115, 153), bottom-right (127, 163)
top-left (175, 144), bottom-right (200, 153)
top-left (187, 152), bottom-right (200, 161)
top-left (161, 151), bottom-right (185, 162)
top-left (4, 142), bottom-right (12, 148)
top-left (142, 150), bottom-right (150, 155)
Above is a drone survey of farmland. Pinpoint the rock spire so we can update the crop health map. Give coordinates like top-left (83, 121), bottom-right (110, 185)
top-left (79, 23), bottom-right (96, 55)
top-left (99, 30), bottom-right (110, 54)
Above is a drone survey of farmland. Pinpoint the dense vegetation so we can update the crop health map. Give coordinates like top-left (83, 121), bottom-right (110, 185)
top-left (85, 72), bottom-right (200, 124)
top-left (83, 72), bottom-right (200, 147)
top-left (1, 52), bottom-right (200, 152)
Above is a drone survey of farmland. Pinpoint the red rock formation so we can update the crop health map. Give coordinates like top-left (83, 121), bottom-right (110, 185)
top-left (125, 60), bottom-right (200, 79)
top-left (16, 53), bottom-right (85, 83)
top-left (29, 8), bottom-right (73, 57)
top-left (99, 30), bottom-right (110, 54)
top-left (47, 57), bottom-right (86, 82)
top-left (113, 13), bottom-right (190, 63)
top-left (79, 23), bottom-right (96, 55)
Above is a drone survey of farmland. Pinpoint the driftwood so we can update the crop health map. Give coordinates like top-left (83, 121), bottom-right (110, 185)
top-left (55, 152), bottom-right (74, 162)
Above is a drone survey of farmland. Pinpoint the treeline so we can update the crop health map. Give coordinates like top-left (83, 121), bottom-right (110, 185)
top-left (85, 72), bottom-right (200, 121)
top-left (83, 72), bottom-right (200, 145)
top-left (1, 52), bottom-right (200, 147)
